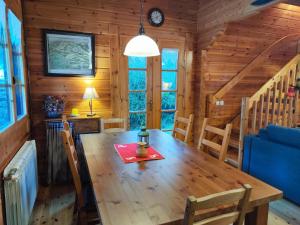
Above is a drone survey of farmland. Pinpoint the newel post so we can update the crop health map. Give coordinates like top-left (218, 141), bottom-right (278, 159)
top-left (238, 97), bottom-right (250, 169)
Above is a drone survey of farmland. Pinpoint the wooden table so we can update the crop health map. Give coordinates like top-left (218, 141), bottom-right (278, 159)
top-left (80, 130), bottom-right (282, 225)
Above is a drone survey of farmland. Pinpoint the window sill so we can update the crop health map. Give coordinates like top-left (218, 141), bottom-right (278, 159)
top-left (0, 121), bottom-right (14, 134)
top-left (17, 113), bottom-right (27, 121)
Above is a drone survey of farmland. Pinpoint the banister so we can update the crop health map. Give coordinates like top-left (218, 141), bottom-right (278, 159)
top-left (210, 33), bottom-right (300, 106)
top-left (248, 54), bottom-right (300, 108)
top-left (237, 54), bottom-right (300, 169)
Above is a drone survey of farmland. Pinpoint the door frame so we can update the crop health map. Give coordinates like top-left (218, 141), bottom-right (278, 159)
top-left (119, 36), bottom-right (187, 130)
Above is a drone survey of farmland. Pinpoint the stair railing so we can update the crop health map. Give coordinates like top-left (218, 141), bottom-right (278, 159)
top-left (238, 54), bottom-right (300, 169)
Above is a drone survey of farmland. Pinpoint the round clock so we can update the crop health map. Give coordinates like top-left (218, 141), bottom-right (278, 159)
top-left (148, 8), bottom-right (164, 27)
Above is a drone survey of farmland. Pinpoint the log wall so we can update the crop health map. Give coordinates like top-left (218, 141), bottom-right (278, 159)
top-left (22, 0), bottom-right (198, 182)
top-left (194, 2), bottom-right (300, 141)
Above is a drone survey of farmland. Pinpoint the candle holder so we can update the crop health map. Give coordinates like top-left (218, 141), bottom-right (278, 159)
top-left (138, 127), bottom-right (149, 147)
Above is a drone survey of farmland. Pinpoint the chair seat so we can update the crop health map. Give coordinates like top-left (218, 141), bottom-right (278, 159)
top-left (102, 128), bottom-right (126, 133)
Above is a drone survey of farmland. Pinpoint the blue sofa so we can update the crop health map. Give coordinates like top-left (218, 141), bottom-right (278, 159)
top-left (242, 125), bottom-right (300, 205)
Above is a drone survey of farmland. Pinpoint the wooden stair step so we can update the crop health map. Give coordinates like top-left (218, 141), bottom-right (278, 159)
top-left (231, 128), bottom-right (240, 135)
top-left (229, 138), bottom-right (239, 149)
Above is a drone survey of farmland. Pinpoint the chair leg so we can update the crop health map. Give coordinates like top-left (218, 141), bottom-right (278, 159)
top-left (78, 210), bottom-right (88, 225)
top-left (73, 195), bottom-right (78, 215)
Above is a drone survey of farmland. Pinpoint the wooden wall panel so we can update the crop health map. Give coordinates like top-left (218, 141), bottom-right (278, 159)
top-left (23, 0), bottom-right (197, 183)
top-left (193, 2), bottom-right (300, 141)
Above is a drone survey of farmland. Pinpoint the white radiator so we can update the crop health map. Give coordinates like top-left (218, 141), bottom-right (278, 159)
top-left (3, 140), bottom-right (38, 225)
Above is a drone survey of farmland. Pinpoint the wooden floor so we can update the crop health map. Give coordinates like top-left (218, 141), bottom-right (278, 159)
top-left (29, 185), bottom-right (300, 225)
top-left (29, 185), bottom-right (76, 225)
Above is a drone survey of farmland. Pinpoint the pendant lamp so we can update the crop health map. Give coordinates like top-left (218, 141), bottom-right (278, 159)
top-left (124, 0), bottom-right (160, 57)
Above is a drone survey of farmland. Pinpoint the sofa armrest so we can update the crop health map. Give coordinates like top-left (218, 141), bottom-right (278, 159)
top-left (242, 135), bottom-right (254, 173)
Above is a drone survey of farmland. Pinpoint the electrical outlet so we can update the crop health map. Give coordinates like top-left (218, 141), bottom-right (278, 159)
top-left (216, 100), bottom-right (224, 106)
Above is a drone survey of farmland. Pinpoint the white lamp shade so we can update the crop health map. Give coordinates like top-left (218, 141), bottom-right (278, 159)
top-left (124, 34), bottom-right (160, 57)
top-left (83, 87), bottom-right (99, 99)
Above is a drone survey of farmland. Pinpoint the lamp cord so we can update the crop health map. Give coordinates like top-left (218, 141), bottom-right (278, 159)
top-left (139, 0), bottom-right (145, 34)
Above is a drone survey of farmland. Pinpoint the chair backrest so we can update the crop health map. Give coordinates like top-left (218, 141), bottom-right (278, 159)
top-left (172, 112), bottom-right (194, 143)
top-left (183, 184), bottom-right (252, 225)
top-left (101, 118), bottom-right (127, 133)
top-left (61, 121), bottom-right (84, 209)
top-left (197, 118), bottom-right (232, 161)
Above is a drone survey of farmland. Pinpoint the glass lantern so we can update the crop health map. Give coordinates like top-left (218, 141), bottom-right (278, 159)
top-left (138, 127), bottom-right (149, 147)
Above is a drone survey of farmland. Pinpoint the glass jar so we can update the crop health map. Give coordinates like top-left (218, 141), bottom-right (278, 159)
top-left (138, 127), bottom-right (149, 147)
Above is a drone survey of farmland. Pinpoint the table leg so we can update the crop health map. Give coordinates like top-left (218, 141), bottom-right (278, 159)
top-left (245, 203), bottom-right (269, 225)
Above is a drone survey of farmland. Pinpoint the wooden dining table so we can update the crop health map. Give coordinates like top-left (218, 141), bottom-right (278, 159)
top-left (80, 130), bottom-right (282, 225)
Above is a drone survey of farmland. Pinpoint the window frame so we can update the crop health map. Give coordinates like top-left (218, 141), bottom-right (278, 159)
top-left (8, 9), bottom-right (27, 120)
top-left (127, 56), bottom-right (148, 131)
top-left (0, 0), bottom-right (27, 133)
top-left (160, 48), bottom-right (179, 133)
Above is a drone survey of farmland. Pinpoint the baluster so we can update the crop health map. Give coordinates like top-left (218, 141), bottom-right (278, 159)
top-left (258, 94), bottom-right (264, 129)
top-left (277, 77), bottom-right (284, 125)
top-left (288, 96), bottom-right (293, 127)
top-left (265, 88), bottom-right (271, 127)
top-left (251, 101), bottom-right (257, 134)
top-left (271, 83), bottom-right (277, 124)
top-left (282, 75), bottom-right (289, 126)
top-left (294, 91), bottom-right (299, 127)
top-left (291, 65), bottom-right (296, 86)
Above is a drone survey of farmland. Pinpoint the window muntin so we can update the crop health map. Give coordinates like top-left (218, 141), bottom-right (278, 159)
top-left (128, 56), bottom-right (147, 130)
top-left (0, 0), bottom-right (14, 131)
top-left (8, 9), bottom-right (26, 119)
top-left (160, 48), bottom-right (179, 132)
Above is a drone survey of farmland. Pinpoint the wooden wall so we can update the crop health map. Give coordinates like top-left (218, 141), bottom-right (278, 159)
top-left (23, 0), bottom-right (198, 182)
top-left (193, 2), bottom-right (300, 140)
top-left (194, 0), bottom-right (269, 140)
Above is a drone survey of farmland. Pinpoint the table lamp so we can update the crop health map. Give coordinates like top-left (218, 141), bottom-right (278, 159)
top-left (83, 87), bottom-right (99, 117)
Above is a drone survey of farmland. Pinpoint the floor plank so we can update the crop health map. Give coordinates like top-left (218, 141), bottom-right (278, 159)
top-left (29, 185), bottom-right (75, 225)
top-left (29, 185), bottom-right (300, 225)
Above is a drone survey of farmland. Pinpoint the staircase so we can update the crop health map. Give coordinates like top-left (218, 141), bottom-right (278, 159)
top-left (231, 54), bottom-right (300, 168)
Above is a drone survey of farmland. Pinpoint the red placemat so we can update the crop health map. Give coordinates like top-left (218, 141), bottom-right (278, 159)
top-left (114, 143), bottom-right (164, 163)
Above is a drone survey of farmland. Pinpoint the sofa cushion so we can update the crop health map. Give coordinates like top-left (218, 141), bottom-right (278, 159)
top-left (266, 125), bottom-right (300, 149)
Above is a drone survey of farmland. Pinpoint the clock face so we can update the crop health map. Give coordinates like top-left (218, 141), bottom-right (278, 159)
top-left (148, 8), bottom-right (164, 27)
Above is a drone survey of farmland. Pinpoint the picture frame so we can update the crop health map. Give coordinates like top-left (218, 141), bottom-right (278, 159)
top-left (43, 29), bottom-right (95, 77)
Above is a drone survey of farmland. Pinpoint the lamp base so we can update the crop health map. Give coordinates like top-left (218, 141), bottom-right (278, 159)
top-left (86, 113), bottom-right (96, 117)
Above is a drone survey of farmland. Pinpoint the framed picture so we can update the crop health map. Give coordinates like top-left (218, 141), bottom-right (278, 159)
top-left (43, 30), bottom-right (95, 76)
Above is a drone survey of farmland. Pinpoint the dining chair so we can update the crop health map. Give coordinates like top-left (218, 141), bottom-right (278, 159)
top-left (172, 112), bottom-right (194, 143)
top-left (183, 184), bottom-right (252, 225)
top-left (61, 121), bottom-right (99, 225)
top-left (197, 118), bottom-right (232, 162)
top-left (101, 118), bottom-right (127, 133)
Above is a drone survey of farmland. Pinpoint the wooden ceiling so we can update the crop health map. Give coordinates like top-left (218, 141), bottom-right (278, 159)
top-left (197, 0), bottom-right (283, 32)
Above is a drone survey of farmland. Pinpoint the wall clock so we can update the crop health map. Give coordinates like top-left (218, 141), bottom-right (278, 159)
top-left (148, 8), bottom-right (164, 27)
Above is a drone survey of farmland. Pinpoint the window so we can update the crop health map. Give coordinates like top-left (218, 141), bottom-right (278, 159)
top-left (0, 0), bottom-right (27, 132)
top-left (0, 0), bottom-right (14, 131)
top-left (8, 10), bottom-right (26, 119)
top-left (128, 56), bottom-right (147, 130)
top-left (160, 48), bottom-right (179, 132)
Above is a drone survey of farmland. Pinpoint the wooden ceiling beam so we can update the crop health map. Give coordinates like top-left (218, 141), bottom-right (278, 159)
top-left (197, 0), bottom-right (284, 33)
